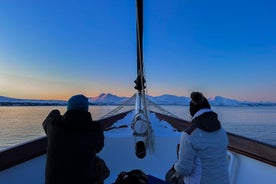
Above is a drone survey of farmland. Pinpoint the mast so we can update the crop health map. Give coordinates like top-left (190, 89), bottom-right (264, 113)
top-left (134, 0), bottom-right (146, 92)
top-left (132, 0), bottom-right (153, 159)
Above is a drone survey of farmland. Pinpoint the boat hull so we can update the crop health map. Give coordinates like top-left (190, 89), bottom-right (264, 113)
top-left (0, 111), bottom-right (275, 183)
top-left (0, 133), bottom-right (276, 184)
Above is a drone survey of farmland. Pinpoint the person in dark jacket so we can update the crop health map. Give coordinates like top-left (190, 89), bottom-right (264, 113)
top-left (43, 94), bottom-right (105, 184)
top-left (166, 92), bottom-right (229, 184)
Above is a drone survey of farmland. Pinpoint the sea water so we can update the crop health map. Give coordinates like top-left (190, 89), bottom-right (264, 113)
top-left (0, 105), bottom-right (275, 150)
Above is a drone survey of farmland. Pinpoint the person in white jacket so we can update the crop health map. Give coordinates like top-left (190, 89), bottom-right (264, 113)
top-left (166, 92), bottom-right (229, 184)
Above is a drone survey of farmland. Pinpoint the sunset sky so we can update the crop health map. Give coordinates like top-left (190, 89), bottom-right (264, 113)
top-left (0, 0), bottom-right (275, 102)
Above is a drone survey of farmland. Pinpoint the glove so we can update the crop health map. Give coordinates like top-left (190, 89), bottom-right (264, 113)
top-left (165, 165), bottom-right (184, 184)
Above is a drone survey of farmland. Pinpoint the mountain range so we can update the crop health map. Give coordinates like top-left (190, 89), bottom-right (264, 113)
top-left (0, 93), bottom-right (275, 106)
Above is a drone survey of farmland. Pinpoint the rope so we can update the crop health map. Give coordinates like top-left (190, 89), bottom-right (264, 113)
top-left (99, 94), bottom-right (136, 120)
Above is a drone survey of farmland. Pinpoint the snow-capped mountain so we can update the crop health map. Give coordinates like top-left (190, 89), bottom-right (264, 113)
top-left (0, 93), bottom-right (275, 106)
top-left (208, 96), bottom-right (241, 106)
top-left (208, 96), bottom-right (276, 106)
top-left (89, 93), bottom-right (128, 105)
top-left (89, 93), bottom-right (276, 106)
top-left (148, 94), bottom-right (190, 105)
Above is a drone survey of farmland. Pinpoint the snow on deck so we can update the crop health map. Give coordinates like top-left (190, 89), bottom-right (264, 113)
top-left (99, 111), bottom-right (182, 182)
top-left (104, 111), bottom-right (181, 137)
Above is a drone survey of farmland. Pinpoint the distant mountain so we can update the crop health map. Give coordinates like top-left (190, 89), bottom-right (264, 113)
top-left (208, 96), bottom-right (241, 106)
top-left (0, 93), bottom-right (276, 106)
top-left (89, 93), bottom-right (276, 106)
top-left (208, 96), bottom-right (276, 106)
top-left (0, 96), bottom-right (66, 106)
top-left (147, 94), bottom-right (190, 105)
top-left (89, 93), bottom-right (128, 105)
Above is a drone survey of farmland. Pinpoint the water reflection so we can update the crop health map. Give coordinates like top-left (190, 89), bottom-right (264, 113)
top-left (0, 105), bottom-right (275, 150)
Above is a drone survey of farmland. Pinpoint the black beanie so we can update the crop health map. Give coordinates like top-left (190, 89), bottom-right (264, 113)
top-left (67, 94), bottom-right (89, 111)
top-left (189, 92), bottom-right (211, 117)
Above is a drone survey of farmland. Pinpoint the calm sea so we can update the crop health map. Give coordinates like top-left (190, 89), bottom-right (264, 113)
top-left (0, 105), bottom-right (275, 150)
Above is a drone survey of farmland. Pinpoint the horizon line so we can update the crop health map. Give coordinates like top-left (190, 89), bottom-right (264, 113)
top-left (1, 93), bottom-right (276, 104)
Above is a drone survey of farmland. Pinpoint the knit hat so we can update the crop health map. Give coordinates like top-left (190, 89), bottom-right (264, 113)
top-left (189, 92), bottom-right (211, 117)
top-left (67, 94), bottom-right (89, 111)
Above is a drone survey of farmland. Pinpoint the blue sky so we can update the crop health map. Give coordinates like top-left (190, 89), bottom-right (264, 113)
top-left (0, 0), bottom-right (275, 102)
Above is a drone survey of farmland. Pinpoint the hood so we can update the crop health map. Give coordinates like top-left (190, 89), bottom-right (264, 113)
top-left (192, 111), bottom-right (221, 132)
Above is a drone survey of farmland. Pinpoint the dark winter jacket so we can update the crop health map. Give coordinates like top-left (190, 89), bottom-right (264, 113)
top-left (43, 109), bottom-right (104, 184)
top-left (174, 109), bottom-right (229, 184)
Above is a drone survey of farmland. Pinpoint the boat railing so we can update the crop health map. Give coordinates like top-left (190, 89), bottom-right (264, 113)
top-left (0, 124), bottom-right (275, 171)
top-left (0, 136), bottom-right (47, 171)
top-left (227, 132), bottom-right (276, 166)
